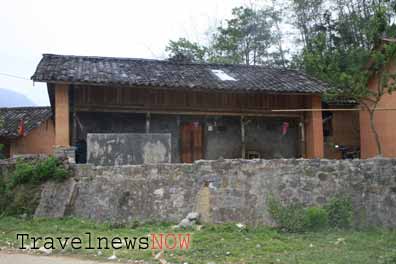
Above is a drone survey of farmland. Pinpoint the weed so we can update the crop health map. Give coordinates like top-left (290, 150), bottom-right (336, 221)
top-left (10, 157), bottom-right (69, 187)
top-left (325, 196), bottom-right (354, 229)
top-left (268, 196), bottom-right (306, 233)
top-left (304, 207), bottom-right (328, 230)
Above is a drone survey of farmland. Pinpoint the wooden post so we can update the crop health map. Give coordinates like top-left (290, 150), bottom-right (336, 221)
top-left (71, 85), bottom-right (77, 146)
top-left (299, 115), bottom-right (305, 158)
top-left (241, 116), bottom-right (246, 159)
top-left (55, 84), bottom-right (70, 147)
top-left (304, 95), bottom-right (324, 158)
top-left (145, 112), bottom-right (151, 133)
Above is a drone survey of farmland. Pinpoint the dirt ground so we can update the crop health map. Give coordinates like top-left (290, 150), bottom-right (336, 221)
top-left (0, 252), bottom-right (104, 264)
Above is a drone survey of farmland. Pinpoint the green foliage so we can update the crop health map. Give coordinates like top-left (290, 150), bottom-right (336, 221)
top-left (325, 196), bottom-right (354, 229)
top-left (3, 184), bottom-right (41, 216)
top-left (165, 6), bottom-right (283, 66)
top-left (10, 161), bottom-right (35, 186)
top-left (210, 6), bottom-right (275, 65)
top-left (268, 196), bottom-right (307, 233)
top-left (269, 195), bottom-right (353, 232)
top-left (165, 38), bottom-right (208, 62)
top-left (304, 207), bottom-right (328, 230)
top-left (10, 157), bottom-right (69, 188)
top-left (0, 157), bottom-right (69, 216)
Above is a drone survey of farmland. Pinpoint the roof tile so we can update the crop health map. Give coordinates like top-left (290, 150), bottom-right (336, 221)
top-left (0, 107), bottom-right (52, 139)
top-left (32, 54), bottom-right (329, 94)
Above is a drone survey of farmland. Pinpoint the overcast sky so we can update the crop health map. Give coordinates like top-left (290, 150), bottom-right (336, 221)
top-left (0, 0), bottom-right (253, 106)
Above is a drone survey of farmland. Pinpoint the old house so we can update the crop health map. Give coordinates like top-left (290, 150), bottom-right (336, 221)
top-left (0, 107), bottom-right (54, 158)
top-left (31, 54), bottom-right (328, 165)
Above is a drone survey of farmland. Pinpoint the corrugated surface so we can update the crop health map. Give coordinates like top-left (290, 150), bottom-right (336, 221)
top-left (32, 54), bottom-right (329, 94)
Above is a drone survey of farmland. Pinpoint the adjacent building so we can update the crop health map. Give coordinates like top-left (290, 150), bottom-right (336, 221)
top-left (323, 100), bottom-right (360, 159)
top-left (360, 38), bottom-right (396, 158)
top-left (0, 107), bottom-right (54, 158)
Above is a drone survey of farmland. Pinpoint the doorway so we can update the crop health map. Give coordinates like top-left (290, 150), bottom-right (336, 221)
top-left (180, 122), bottom-right (203, 163)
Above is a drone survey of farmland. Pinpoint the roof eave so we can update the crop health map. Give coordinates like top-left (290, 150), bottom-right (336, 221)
top-left (34, 80), bottom-right (326, 96)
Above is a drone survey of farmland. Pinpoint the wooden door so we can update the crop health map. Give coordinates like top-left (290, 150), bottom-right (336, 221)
top-left (181, 122), bottom-right (203, 163)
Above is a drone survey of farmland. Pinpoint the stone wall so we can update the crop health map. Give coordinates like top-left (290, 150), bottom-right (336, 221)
top-left (33, 158), bottom-right (396, 227)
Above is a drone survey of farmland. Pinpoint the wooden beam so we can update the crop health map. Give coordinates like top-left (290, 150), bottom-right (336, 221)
top-left (75, 107), bottom-right (302, 118)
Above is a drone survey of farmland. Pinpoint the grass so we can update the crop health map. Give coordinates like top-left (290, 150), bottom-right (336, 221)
top-left (0, 217), bottom-right (395, 263)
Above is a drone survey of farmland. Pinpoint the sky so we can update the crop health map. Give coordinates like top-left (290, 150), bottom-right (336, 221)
top-left (0, 0), bottom-right (252, 106)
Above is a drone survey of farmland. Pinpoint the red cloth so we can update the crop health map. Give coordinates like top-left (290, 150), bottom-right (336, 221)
top-left (282, 122), bottom-right (289, 136)
top-left (17, 119), bottom-right (25, 136)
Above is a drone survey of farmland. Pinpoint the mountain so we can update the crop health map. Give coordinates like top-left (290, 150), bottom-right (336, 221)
top-left (0, 88), bottom-right (36, 107)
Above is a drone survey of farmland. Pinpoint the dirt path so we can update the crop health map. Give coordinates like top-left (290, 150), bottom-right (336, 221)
top-left (0, 252), bottom-right (105, 264)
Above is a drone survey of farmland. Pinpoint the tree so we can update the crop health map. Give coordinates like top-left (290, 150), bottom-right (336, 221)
top-left (270, 0), bottom-right (289, 68)
top-left (291, 0), bottom-right (325, 49)
top-left (210, 6), bottom-right (275, 65)
top-left (324, 7), bottom-right (396, 156)
top-left (163, 2), bottom-right (396, 155)
top-left (165, 6), bottom-right (280, 66)
top-left (165, 38), bottom-right (208, 62)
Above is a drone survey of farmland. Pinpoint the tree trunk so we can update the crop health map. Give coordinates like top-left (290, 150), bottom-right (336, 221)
top-left (368, 109), bottom-right (383, 156)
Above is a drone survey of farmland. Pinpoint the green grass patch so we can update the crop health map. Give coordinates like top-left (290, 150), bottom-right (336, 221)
top-left (0, 157), bottom-right (70, 216)
top-left (0, 217), bottom-right (394, 263)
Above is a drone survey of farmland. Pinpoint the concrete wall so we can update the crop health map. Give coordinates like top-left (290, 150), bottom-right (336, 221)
top-left (34, 158), bottom-right (396, 228)
top-left (87, 133), bottom-right (171, 165)
top-left (76, 112), bottom-right (300, 163)
top-left (10, 119), bottom-right (55, 156)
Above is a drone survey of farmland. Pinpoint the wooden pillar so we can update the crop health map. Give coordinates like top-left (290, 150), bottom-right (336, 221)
top-left (299, 117), bottom-right (306, 158)
top-left (304, 95), bottom-right (324, 158)
top-left (71, 85), bottom-right (77, 146)
top-left (55, 84), bottom-right (70, 147)
top-left (241, 116), bottom-right (246, 159)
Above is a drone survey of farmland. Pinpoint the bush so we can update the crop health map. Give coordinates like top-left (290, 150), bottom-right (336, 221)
top-left (10, 157), bottom-right (69, 188)
top-left (325, 196), bottom-right (354, 229)
top-left (0, 157), bottom-right (69, 216)
top-left (268, 196), bottom-right (349, 232)
top-left (268, 196), bottom-right (306, 233)
top-left (10, 161), bottom-right (35, 186)
top-left (304, 207), bottom-right (328, 230)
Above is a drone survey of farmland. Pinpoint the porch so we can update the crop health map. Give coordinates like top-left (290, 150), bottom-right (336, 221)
top-left (51, 84), bottom-right (324, 164)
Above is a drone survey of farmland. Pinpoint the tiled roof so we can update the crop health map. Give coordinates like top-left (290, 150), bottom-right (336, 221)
top-left (327, 98), bottom-right (358, 106)
top-left (0, 107), bottom-right (52, 139)
top-left (32, 54), bottom-right (329, 94)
